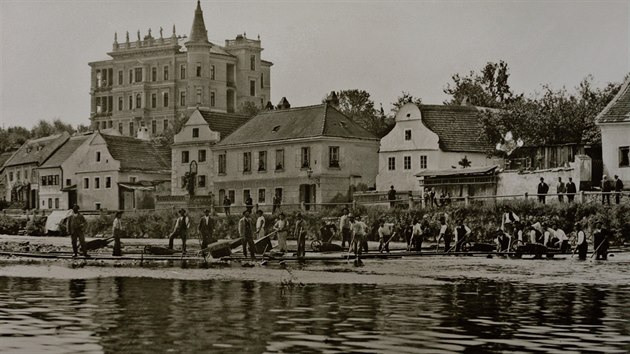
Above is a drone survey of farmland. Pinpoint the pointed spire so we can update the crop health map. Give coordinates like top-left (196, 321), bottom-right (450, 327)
top-left (187, 0), bottom-right (209, 43)
top-left (114, 32), bottom-right (118, 43)
top-left (172, 24), bottom-right (176, 37)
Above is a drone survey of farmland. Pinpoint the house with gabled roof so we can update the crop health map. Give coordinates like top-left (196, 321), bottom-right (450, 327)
top-left (2, 133), bottom-right (70, 209)
top-left (212, 102), bottom-right (380, 211)
top-left (37, 135), bottom-right (92, 210)
top-left (595, 74), bottom-right (630, 186)
top-left (75, 131), bottom-right (171, 210)
top-left (171, 108), bottom-right (250, 196)
top-left (376, 103), bottom-right (500, 192)
top-left (0, 150), bottom-right (18, 206)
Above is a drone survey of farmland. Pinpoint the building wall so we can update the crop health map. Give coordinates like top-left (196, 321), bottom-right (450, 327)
top-left (600, 123), bottom-right (630, 185)
top-left (376, 104), bottom-right (493, 191)
top-left (212, 138), bottom-right (379, 206)
top-left (38, 167), bottom-right (64, 210)
top-left (497, 168), bottom-right (579, 198)
top-left (3, 164), bottom-right (38, 207)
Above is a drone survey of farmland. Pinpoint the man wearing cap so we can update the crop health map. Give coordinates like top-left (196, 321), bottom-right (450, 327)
top-left (169, 209), bottom-right (191, 253)
top-left (66, 205), bottom-right (89, 258)
top-left (238, 210), bottom-right (256, 260)
top-left (198, 209), bottom-right (214, 256)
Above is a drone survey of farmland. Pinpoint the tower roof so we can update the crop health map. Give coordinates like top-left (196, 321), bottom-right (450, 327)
top-left (187, 1), bottom-right (209, 44)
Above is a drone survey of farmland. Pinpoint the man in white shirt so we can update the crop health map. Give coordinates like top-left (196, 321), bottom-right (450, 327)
top-left (454, 220), bottom-right (472, 252)
top-left (350, 214), bottom-right (368, 260)
top-left (554, 225), bottom-right (569, 252)
top-left (378, 220), bottom-right (393, 253)
top-left (273, 212), bottom-right (289, 252)
top-left (255, 210), bottom-right (266, 239)
top-left (339, 208), bottom-right (352, 249)
top-left (575, 221), bottom-right (588, 260)
top-left (437, 217), bottom-right (451, 252)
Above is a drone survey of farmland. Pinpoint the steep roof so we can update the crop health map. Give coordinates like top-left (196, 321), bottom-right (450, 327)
top-left (187, 1), bottom-right (209, 44)
top-left (198, 111), bottom-right (251, 138)
top-left (40, 135), bottom-right (90, 169)
top-left (100, 134), bottom-right (171, 172)
top-left (3, 133), bottom-right (69, 167)
top-left (595, 75), bottom-right (630, 124)
top-left (420, 105), bottom-right (495, 153)
top-left (217, 104), bottom-right (377, 146)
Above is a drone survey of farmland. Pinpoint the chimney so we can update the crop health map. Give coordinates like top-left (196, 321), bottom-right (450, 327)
top-left (136, 126), bottom-right (151, 141)
top-left (265, 101), bottom-right (274, 110)
top-left (277, 97), bottom-right (291, 110)
top-left (325, 91), bottom-right (339, 108)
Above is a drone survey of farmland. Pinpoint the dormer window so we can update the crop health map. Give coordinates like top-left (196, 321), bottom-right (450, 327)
top-left (192, 128), bottom-right (199, 138)
top-left (272, 125), bottom-right (280, 133)
top-left (404, 129), bottom-right (411, 141)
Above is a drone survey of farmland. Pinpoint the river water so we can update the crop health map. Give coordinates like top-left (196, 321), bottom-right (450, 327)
top-left (1, 254), bottom-right (630, 353)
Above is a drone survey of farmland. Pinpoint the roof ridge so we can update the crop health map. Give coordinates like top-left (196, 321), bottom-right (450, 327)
top-left (595, 74), bottom-right (630, 123)
top-left (321, 104), bottom-right (329, 135)
top-left (257, 103), bottom-right (325, 115)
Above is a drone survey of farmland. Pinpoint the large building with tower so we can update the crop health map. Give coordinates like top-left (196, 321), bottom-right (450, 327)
top-left (88, 1), bottom-right (272, 137)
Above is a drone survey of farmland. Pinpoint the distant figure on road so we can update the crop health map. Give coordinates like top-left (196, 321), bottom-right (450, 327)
top-left (223, 196), bottom-right (232, 216)
top-left (601, 175), bottom-right (612, 205)
top-left (112, 211), bottom-right (124, 256)
top-left (557, 177), bottom-right (566, 203)
top-left (388, 185), bottom-right (397, 208)
top-left (67, 205), bottom-right (89, 258)
top-left (537, 177), bottom-right (549, 204)
top-left (566, 177), bottom-right (577, 202)
top-left (168, 209), bottom-right (190, 253)
top-left (614, 175), bottom-right (624, 204)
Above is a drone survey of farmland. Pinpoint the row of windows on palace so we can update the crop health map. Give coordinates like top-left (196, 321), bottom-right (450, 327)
top-left (93, 118), bottom-right (169, 136)
top-left (179, 146), bottom-right (341, 175)
top-left (387, 155), bottom-right (428, 171)
top-left (218, 187), bottom-right (283, 206)
top-left (95, 54), bottom-right (262, 88)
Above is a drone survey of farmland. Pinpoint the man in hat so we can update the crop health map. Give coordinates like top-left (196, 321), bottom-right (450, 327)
top-left (223, 195), bottom-right (232, 216)
top-left (66, 205), bottom-right (89, 258)
top-left (557, 177), bottom-right (566, 203)
top-left (537, 177), bottom-right (549, 204)
top-left (575, 221), bottom-right (588, 260)
top-left (294, 213), bottom-right (307, 258)
top-left (614, 175), bottom-right (624, 204)
top-left (238, 210), bottom-right (256, 260)
top-left (169, 209), bottom-right (190, 253)
top-left (387, 185), bottom-right (397, 208)
top-left (197, 209), bottom-right (214, 256)
top-left (566, 177), bottom-right (577, 203)
top-left (593, 222), bottom-right (610, 260)
top-left (273, 212), bottom-right (289, 253)
top-left (112, 211), bottom-right (124, 256)
top-left (339, 208), bottom-right (352, 249)
top-left (601, 175), bottom-right (612, 205)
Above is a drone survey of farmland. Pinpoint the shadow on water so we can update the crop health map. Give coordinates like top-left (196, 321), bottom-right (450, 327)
top-left (0, 276), bottom-right (629, 353)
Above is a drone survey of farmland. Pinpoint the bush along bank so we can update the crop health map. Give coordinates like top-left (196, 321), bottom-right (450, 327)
top-left (84, 201), bottom-right (629, 246)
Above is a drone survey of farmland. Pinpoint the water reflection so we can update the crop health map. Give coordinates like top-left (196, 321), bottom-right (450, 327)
top-left (0, 277), bottom-right (629, 353)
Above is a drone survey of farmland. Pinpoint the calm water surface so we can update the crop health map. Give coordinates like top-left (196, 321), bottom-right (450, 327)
top-left (1, 257), bottom-right (630, 353)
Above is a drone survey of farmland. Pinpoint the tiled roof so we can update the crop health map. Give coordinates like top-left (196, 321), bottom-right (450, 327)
top-left (416, 165), bottom-right (498, 177)
top-left (3, 133), bottom-right (69, 167)
top-left (40, 135), bottom-right (89, 169)
top-left (420, 105), bottom-right (495, 153)
top-left (217, 104), bottom-right (377, 146)
top-left (101, 134), bottom-right (171, 171)
top-left (198, 111), bottom-right (251, 138)
top-left (187, 1), bottom-right (209, 43)
top-left (595, 75), bottom-right (630, 124)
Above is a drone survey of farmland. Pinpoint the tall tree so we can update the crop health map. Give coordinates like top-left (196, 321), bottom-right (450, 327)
top-left (332, 89), bottom-right (390, 137)
top-left (444, 61), bottom-right (521, 108)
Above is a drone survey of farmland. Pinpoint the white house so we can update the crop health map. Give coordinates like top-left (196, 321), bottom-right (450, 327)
top-left (596, 74), bottom-right (630, 186)
top-left (376, 103), bottom-right (499, 192)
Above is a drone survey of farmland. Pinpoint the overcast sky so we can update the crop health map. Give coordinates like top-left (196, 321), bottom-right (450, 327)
top-left (1, 0), bottom-right (628, 129)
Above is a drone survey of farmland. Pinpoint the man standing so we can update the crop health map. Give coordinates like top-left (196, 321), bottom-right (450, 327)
top-left (437, 217), bottom-right (451, 252)
top-left (614, 175), bottom-right (624, 204)
top-left (537, 177), bottom-right (549, 204)
top-left (601, 175), bottom-right (612, 205)
top-left (223, 195), bottom-right (232, 216)
top-left (411, 218), bottom-right (423, 252)
top-left (339, 208), bottom-right (352, 249)
top-left (197, 209), bottom-right (214, 256)
top-left (378, 220), bottom-right (392, 253)
top-left (112, 211), bottom-right (124, 256)
top-left (593, 222), bottom-right (610, 260)
top-left (351, 214), bottom-right (368, 263)
top-left (294, 213), bottom-right (307, 259)
top-left (168, 209), bottom-right (190, 253)
top-left (245, 195), bottom-right (254, 213)
top-left (454, 219), bottom-right (472, 252)
top-left (272, 193), bottom-right (281, 214)
top-left (255, 210), bottom-right (266, 239)
top-left (554, 224), bottom-right (569, 253)
top-left (238, 210), bottom-right (256, 260)
top-left (387, 185), bottom-right (397, 208)
top-left (273, 212), bottom-right (289, 253)
top-left (575, 222), bottom-right (588, 260)
top-left (566, 177), bottom-right (577, 203)
top-left (67, 205), bottom-right (89, 258)
top-left (557, 177), bottom-right (566, 203)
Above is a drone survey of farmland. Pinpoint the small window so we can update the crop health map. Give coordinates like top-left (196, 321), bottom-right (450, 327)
top-left (404, 156), bottom-right (411, 170)
top-left (261, 73), bottom-right (264, 88)
top-left (243, 152), bottom-right (252, 173)
top-left (180, 91), bottom-right (186, 107)
top-left (250, 55), bottom-right (256, 70)
top-left (118, 97), bottom-right (123, 111)
top-left (118, 70), bottom-right (123, 85)
top-left (152, 120), bottom-right (157, 134)
top-left (258, 188), bottom-right (266, 204)
top-left (196, 63), bottom-right (202, 77)
top-left (83, 178), bottom-right (90, 189)
top-left (301, 147), bottom-right (310, 168)
top-left (95, 177), bottom-right (100, 189)
top-left (163, 119), bottom-right (168, 131)
top-left (180, 65), bottom-right (186, 79)
top-left (250, 80), bottom-right (256, 96)
top-left (198, 149), bottom-right (206, 162)
top-left (8, 172), bottom-right (13, 182)
top-left (66, 179), bottom-right (71, 186)
top-left (404, 129), bottom-right (412, 141)
top-left (258, 151), bottom-right (267, 172)
top-left (228, 190), bottom-right (235, 202)
top-left (152, 67), bottom-right (157, 82)
top-left (329, 146), bottom-right (340, 168)
top-left (135, 93), bottom-right (142, 108)
top-left (128, 69), bottom-right (133, 84)
top-left (95, 203), bottom-right (101, 210)
top-left (210, 92), bottom-right (215, 107)
top-left (196, 88), bottom-right (202, 104)
top-left (151, 93), bottom-right (157, 108)
top-left (105, 177), bottom-right (111, 188)
top-left (243, 189), bottom-right (250, 202)
top-left (218, 153), bottom-right (226, 174)
top-left (210, 65), bottom-right (215, 80)
top-left (192, 128), bottom-right (199, 138)
top-left (420, 155), bottom-right (428, 169)
top-left (128, 96), bottom-right (133, 110)
top-left (42, 176), bottom-right (47, 186)
top-left (198, 175), bottom-right (206, 188)
top-left (118, 122), bottom-right (123, 134)
top-left (129, 122), bottom-right (134, 136)
top-left (182, 151), bottom-right (190, 163)
top-left (272, 125), bottom-right (280, 133)
top-left (388, 157), bottom-right (396, 171)
top-left (163, 92), bottom-right (169, 107)
top-left (48, 198), bottom-right (52, 209)
top-left (129, 176), bottom-right (136, 183)
top-left (54, 198), bottom-right (59, 209)
top-left (620, 146), bottom-right (630, 167)
top-left (96, 151), bottom-right (101, 162)
top-left (163, 66), bottom-right (169, 80)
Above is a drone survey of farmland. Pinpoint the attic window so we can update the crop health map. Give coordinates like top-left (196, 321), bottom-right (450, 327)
top-left (339, 122), bottom-right (347, 128)
top-left (26, 147), bottom-right (32, 153)
top-left (406, 113), bottom-right (411, 118)
top-left (272, 125), bottom-right (280, 133)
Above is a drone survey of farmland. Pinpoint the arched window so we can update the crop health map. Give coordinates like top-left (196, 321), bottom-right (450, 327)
top-left (135, 93), bottom-right (141, 108)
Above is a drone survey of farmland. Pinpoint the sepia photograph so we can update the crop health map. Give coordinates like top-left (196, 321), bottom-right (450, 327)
top-left (0, 0), bottom-right (629, 352)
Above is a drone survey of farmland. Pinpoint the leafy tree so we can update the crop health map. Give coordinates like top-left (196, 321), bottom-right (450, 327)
top-left (331, 89), bottom-right (391, 138)
top-left (390, 91), bottom-right (422, 115)
top-left (444, 61), bottom-right (521, 108)
top-left (155, 113), bottom-right (187, 144)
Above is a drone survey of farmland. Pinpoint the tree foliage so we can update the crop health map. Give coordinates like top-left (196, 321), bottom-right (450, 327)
top-left (239, 101), bottom-right (263, 117)
top-left (332, 89), bottom-right (391, 138)
top-left (0, 119), bottom-right (80, 152)
top-left (444, 61), bottom-right (522, 108)
top-left (154, 113), bottom-right (187, 145)
top-left (390, 91), bottom-right (422, 115)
